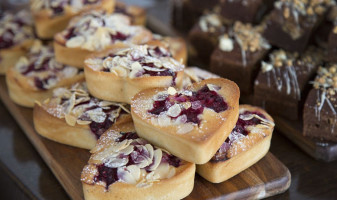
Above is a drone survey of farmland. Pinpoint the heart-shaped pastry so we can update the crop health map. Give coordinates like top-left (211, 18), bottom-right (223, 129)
top-left (6, 41), bottom-right (84, 107)
top-left (131, 78), bottom-right (240, 164)
top-left (84, 45), bottom-right (185, 104)
top-left (81, 122), bottom-right (195, 200)
top-left (34, 82), bottom-right (131, 149)
top-left (197, 104), bottom-right (274, 183)
top-left (54, 10), bottom-right (152, 68)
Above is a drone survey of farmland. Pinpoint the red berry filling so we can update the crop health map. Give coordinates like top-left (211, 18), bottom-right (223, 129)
top-left (212, 110), bottom-right (266, 161)
top-left (148, 85), bottom-right (228, 125)
top-left (93, 132), bottom-right (181, 188)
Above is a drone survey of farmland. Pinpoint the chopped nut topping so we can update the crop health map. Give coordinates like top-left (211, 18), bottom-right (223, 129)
top-left (218, 22), bottom-right (270, 56)
top-left (198, 13), bottom-right (222, 33)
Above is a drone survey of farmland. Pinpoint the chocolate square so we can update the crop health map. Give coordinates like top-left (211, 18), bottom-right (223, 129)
top-left (303, 65), bottom-right (337, 142)
top-left (254, 49), bottom-right (321, 120)
top-left (263, 0), bottom-right (333, 52)
top-left (210, 22), bottom-right (270, 95)
top-left (188, 13), bottom-right (226, 64)
top-left (220, 0), bottom-right (275, 23)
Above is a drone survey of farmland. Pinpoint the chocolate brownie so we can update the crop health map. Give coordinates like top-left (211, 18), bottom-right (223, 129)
top-left (172, 0), bottom-right (219, 32)
top-left (210, 22), bottom-right (270, 95)
top-left (220, 0), bottom-right (276, 23)
top-left (254, 48), bottom-right (322, 120)
top-left (188, 13), bottom-right (227, 64)
top-left (263, 0), bottom-right (335, 52)
top-left (303, 64), bottom-right (337, 142)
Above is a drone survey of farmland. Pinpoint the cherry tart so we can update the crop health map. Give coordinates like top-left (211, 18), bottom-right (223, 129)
top-left (30, 0), bottom-right (114, 39)
top-left (147, 35), bottom-right (188, 65)
top-left (33, 82), bottom-right (131, 149)
top-left (6, 41), bottom-right (84, 107)
top-left (0, 10), bottom-right (34, 74)
top-left (131, 78), bottom-right (240, 164)
top-left (115, 1), bottom-right (146, 26)
top-left (54, 10), bottom-right (153, 68)
top-left (197, 105), bottom-right (274, 183)
top-left (81, 122), bottom-right (195, 200)
top-left (84, 45), bottom-right (185, 104)
top-left (182, 67), bottom-right (220, 89)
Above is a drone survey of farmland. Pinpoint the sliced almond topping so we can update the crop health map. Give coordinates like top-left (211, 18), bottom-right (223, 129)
top-left (167, 87), bottom-right (177, 95)
top-left (166, 104), bottom-right (181, 117)
top-left (147, 149), bottom-right (162, 171)
top-left (105, 157), bottom-right (129, 168)
top-left (66, 36), bottom-right (85, 48)
top-left (76, 120), bottom-right (91, 125)
top-left (177, 123), bottom-right (194, 134)
top-left (65, 114), bottom-right (77, 126)
top-left (157, 114), bottom-right (171, 126)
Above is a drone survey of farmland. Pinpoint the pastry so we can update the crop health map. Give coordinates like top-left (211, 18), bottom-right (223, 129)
top-left (115, 1), bottom-right (146, 26)
top-left (263, 0), bottom-right (334, 52)
top-left (148, 34), bottom-right (188, 65)
top-left (131, 78), bottom-right (240, 164)
top-left (84, 45), bottom-right (185, 104)
top-left (30, 0), bottom-right (115, 39)
top-left (197, 104), bottom-right (274, 183)
top-left (254, 48), bottom-right (322, 120)
top-left (33, 82), bottom-right (132, 149)
top-left (210, 22), bottom-right (270, 95)
top-left (219, 0), bottom-right (275, 23)
top-left (81, 122), bottom-right (195, 200)
top-left (303, 64), bottom-right (337, 142)
top-left (6, 41), bottom-right (84, 107)
top-left (54, 10), bottom-right (153, 68)
top-left (182, 67), bottom-right (220, 89)
top-left (0, 10), bottom-right (34, 74)
top-left (188, 13), bottom-right (226, 64)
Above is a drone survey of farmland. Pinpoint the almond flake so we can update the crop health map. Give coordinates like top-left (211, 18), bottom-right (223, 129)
top-left (147, 149), bottom-right (162, 171)
top-left (166, 104), bottom-right (181, 117)
top-left (66, 36), bottom-right (85, 48)
top-left (177, 123), bottom-right (194, 134)
top-left (157, 114), bottom-right (171, 126)
top-left (65, 114), bottom-right (77, 126)
top-left (167, 87), bottom-right (177, 95)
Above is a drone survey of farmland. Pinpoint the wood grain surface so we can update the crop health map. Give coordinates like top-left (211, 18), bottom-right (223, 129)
top-left (0, 76), bottom-right (290, 199)
top-left (275, 117), bottom-right (337, 162)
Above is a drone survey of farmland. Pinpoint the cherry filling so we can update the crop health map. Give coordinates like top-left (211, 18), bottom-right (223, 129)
top-left (94, 164), bottom-right (118, 189)
top-left (93, 132), bottom-right (181, 188)
top-left (34, 75), bottom-right (56, 90)
top-left (82, 104), bottom-right (121, 139)
top-left (0, 30), bottom-right (15, 49)
top-left (212, 110), bottom-right (266, 161)
top-left (148, 85), bottom-right (228, 125)
top-left (109, 32), bottom-right (129, 42)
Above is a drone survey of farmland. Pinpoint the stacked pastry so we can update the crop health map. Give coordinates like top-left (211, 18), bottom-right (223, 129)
top-left (1, 1), bottom-right (276, 200)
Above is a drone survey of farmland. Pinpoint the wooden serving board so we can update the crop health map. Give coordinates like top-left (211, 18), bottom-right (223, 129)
top-left (274, 117), bottom-right (337, 162)
top-left (0, 76), bottom-right (290, 200)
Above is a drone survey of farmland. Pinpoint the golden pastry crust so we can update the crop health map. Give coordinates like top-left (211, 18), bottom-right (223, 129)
top-left (131, 78), bottom-right (240, 164)
top-left (147, 36), bottom-right (187, 65)
top-left (197, 105), bottom-right (274, 183)
top-left (0, 10), bottom-right (35, 74)
top-left (84, 45), bottom-right (185, 104)
top-left (31, 0), bottom-right (115, 39)
top-left (81, 122), bottom-right (195, 200)
top-left (33, 82), bottom-right (132, 149)
top-left (6, 68), bottom-right (84, 107)
top-left (115, 1), bottom-right (146, 26)
top-left (0, 40), bottom-right (34, 74)
top-left (6, 41), bottom-right (85, 107)
top-left (54, 11), bottom-right (153, 68)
